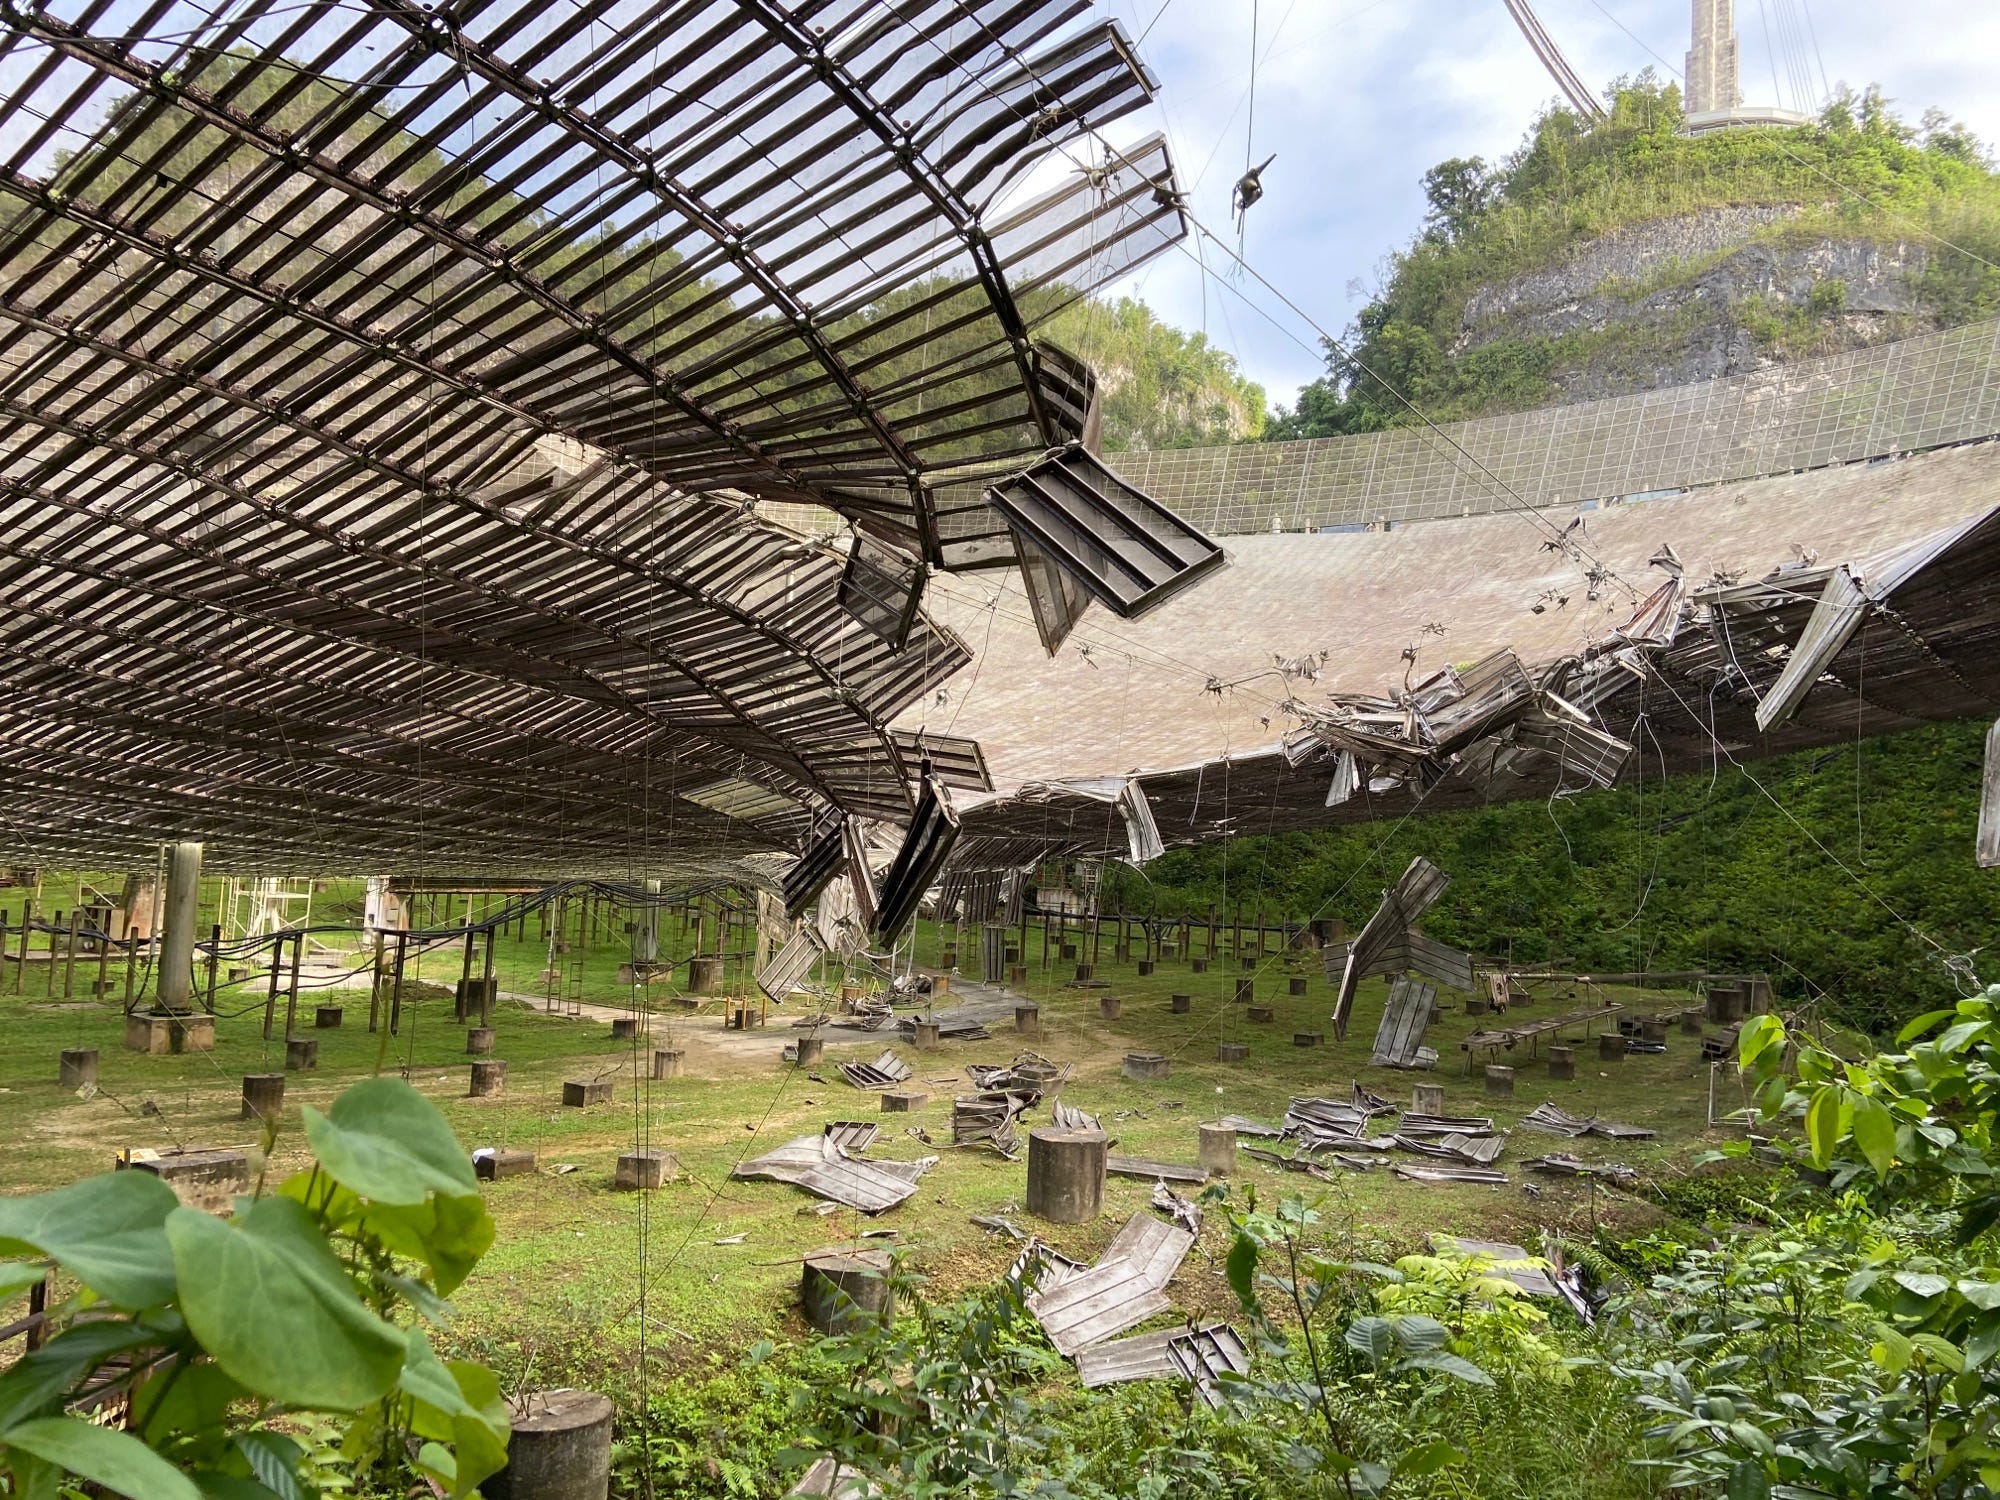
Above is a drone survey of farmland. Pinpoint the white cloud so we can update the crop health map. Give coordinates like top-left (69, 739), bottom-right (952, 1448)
top-left (1087, 0), bottom-right (2000, 408)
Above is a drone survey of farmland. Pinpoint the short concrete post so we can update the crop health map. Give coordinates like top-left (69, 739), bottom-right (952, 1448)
top-left (314, 1005), bottom-right (343, 1029)
top-left (285, 1037), bottom-right (317, 1071)
top-left (1074, 962), bottom-right (1093, 982)
top-left (484, 1389), bottom-right (613, 1500)
top-left (1681, 1009), bottom-right (1707, 1036)
top-left (470, 1060), bottom-right (507, 1097)
top-left (615, 1150), bottom-right (676, 1190)
top-left (466, 1027), bottom-right (496, 1055)
top-left (1217, 1041), bottom-right (1249, 1063)
top-left (1122, 1052), bottom-right (1169, 1081)
top-left (241, 1073), bottom-right (285, 1121)
top-left (1015, 1004), bottom-right (1040, 1036)
top-left (1136, 959), bottom-right (1154, 977)
top-left (1198, 1123), bottom-right (1237, 1175)
top-left (59, 1048), bottom-right (97, 1089)
top-left (1599, 1033), bottom-right (1627, 1063)
top-left (562, 1078), bottom-right (612, 1107)
top-left (1191, 958), bottom-right (1208, 974)
top-left (1098, 995), bottom-right (1121, 1020)
top-left (1548, 1046), bottom-right (1576, 1081)
top-left (1247, 1005), bottom-right (1274, 1023)
top-left (1233, 978), bottom-right (1253, 1003)
top-left (1289, 976), bottom-right (1308, 996)
top-left (1026, 1127), bottom-right (1107, 1224)
top-left (1484, 1065), bottom-right (1515, 1098)
top-left (652, 1048), bottom-right (684, 1080)
top-left (800, 1250), bottom-right (895, 1334)
top-left (475, 1148), bottom-right (535, 1181)
top-left (687, 956), bottom-right (723, 994)
top-left (1169, 993), bottom-right (1191, 1014)
top-left (1639, 1017), bottom-right (1669, 1046)
top-left (1411, 1083), bottom-right (1445, 1114)
top-left (1465, 995), bottom-right (1490, 1017)
top-left (795, 1036), bottom-right (824, 1066)
top-left (1293, 1031), bottom-right (1324, 1048)
top-left (1007, 964), bottom-right (1029, 984)
top-left (881, 1089), bottom-right (927, 1112)
top-left (913, 1021), bottom-right (941, 1050)
top-left (610, 1017), bottom-right (639, 1042)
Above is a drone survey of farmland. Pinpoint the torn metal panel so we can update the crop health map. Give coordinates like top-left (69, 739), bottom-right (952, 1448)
top-left (1052, 1101), bottom-right (1102, 1132)
top-left (1390, 1164), bottom-right (1509, 1185)
top-left (1430, 1236), bottom-right (1559, 1298)
top-left (838, 532), bottom-right (926, 651)
top-left (891, 731), bottom-right (995, 793)
top-left (1324, 750), bottom-right (1361, 808)
top-left (1754, 564), bottom-right (1869, 732)
top-left (1395, 1132), bottom-right (1507, 1166)
top-left (1982, 719), bottom-right (2000, 869)
top-left (837, 1051), bottom-right (913, 1090)
top-left (758, 925), bottom-right (827, 1004)
top-left (1107, 1156), bottom-right (1208, 1184)
top-left (1167, 1325), bottom-right (1252, 1408)
top-left (953, 1093), bottom-right (1026, 1156)
top-left (965, 1054), bottom-right (1070, 1100)
top-left (1150, 1180), bottom-right (1203, 1234)
top-left (1217, 1114), bottom-right (1284, 1139)
top-left (822, 1122), bottom-right (881, 1154)
top-left (873, 777), bottom-right (961, 942)
top-left (1014, 530), bottom-right (1095, 655)
top-left (1521, 1103), bottom-right (1593, 1138)
top-left (986, 444), bottom-right (1226, 625)
top-left (1077, 1326), bottom-right (1202, 1388)
top-left (1524, 1153), bottom-right (1638, 1183)
top-left (1513, 692), bottom-right (1633, 789)
top-left (1333, 858), bottom-right (1457, 1040)
top-left (1026, 1213), bottom-right (1195, 1356)
top-left (1397, 1114), bottom-right (1496, 1137)
top-left (1370, 977), bottom-right (1440, 1069)
top-left (786, 817), bottom-right (848, 920)
top-left (729, 1134), bottom-right (933, 1213)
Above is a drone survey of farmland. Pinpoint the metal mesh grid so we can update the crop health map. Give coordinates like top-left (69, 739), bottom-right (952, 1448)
top-left (1108, 318), bottom-right (2000, 535)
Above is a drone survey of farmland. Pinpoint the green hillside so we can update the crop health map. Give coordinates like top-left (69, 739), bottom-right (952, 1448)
top-left (1045, 295), bottom-right (1267, 449)
top-left (1269, 77), bottom-right (2000, 437)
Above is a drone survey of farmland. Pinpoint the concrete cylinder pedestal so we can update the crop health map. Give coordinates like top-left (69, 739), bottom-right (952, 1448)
top-left (59, 1048), bottom-right (97, 1090)
top-left (1485, 1065), bottom-right (1515, 1098)
top-left (1136, 960), bottom-right (1154, 977)
top-left (1007, 964), bottom-right (1029, 985)
top-left (314, 1005), bottom-right (343, 1029)
top-left (1026, 1127), bottom-right (1107, 1224)
top-left (1122, 1052), bottom-right (1169, 1081)
top-left (652, 1048), bottom-right (684, 1080)
top-left (1289, 976), bottom-right (1308, 997)
top-left (1705, 986), bottom-right (1746, 1024)
top-left (795, 1036), bottom-right (824, 1066)
top-left (610, 1017), bottom-right (639, 1042)
top-left (285, 1037), bottom-right (318, 1071)
top-left (912, 1021), bottom-right (941, 1050)
top-left (1074, 963), bottom-right (1093, 982)
top-left (1681, 1009), bottom-right (1707, 1036)
top-left (1548, 1046), bottom-right (1576, 1081)
top-left (687, 956), bottom-right (723, 995)
top-left (470, 1060), bottom-right (507, 1097)
top-left (241, 1073), bottom-right (285, 1122)
top-left (1169, 993), bottom-right (1192, 1014)
top-left (1247, 1005), bottom-right (1274, 1024)
top-left (1233, 979), bottom-right (1253, 1004)
top-left (614, 1151), bottom-right (676, 1191)
top-left (1198, 1123), bottom-right (1237, 1175)
top-left (485, 1389), bottom-right (614, 1500)
top-left (1015, 1004), bottom-right (1040, 1037)
top-left (1217, 1042), bottom-right (1248, 1063)
top-left (800, 1249), bottom-right (896, 1334)
top-left (1411, 1083), bottom-right (1445, 1115)
top-left (1097, 995), bottom-right (1121, 1021)
top-left (1599, 1033), bottom-right (1627, 1063)
top-left (1191, 958), bottom-right (1208, 974)
top-left (467, 1027), bottom-right (496, 1055)
top-left (1639, 1017), bottom-right (1669, 1046)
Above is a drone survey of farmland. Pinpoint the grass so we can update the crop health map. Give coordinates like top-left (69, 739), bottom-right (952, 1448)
top-left (0, 900), bottom-right (1732, 1402)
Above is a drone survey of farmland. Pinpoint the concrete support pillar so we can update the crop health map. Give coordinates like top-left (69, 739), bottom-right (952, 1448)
top-left (1198, 1123), bottom-right (1236, 1175)
top-left (1026, 1127), bottom-right (1106, 1224)
top-left (156, 842), bottom-right (203, 1012)
top-left (485, 1390), bottom-right (614, 1500)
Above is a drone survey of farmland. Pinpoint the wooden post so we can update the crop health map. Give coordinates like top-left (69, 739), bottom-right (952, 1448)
top-left (46, 910), bottom-right (59, 997)
top-left (14, 899), bottom-right (28, 994)
top-left (481, 927), bottom-right (497, 1024)
top-left (93, 910), bottom-right (109, 1001)
top-left (367, 940), bottom-right (386, 1033)
top-left (62, 909), bottom-right (80, 1000)
top-left (388, 932), bottom-right (409, 1035)
top-left (262, 933), bottom-right (283, 1040)
top-left (123, 932), bottom-right (137, 1013)
top-left (283, 931), bottom-right (304, 1039)
top-left (202, 921), bottom-right (220, 1013)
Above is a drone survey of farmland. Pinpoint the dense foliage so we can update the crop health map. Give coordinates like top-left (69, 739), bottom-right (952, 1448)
top-left (0, 1079), bottom-right (507, 1499)
top-left (1268, 79), bottom-right (2000, 437)
top-left (1099, 719), bottom-right (2000, 1034)
top-left (1043, 296), bottom-right (1267, 450)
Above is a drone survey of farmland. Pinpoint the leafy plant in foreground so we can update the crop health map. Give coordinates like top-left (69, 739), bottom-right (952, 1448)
top-left (0, 1077), bottom-right (508, 1499)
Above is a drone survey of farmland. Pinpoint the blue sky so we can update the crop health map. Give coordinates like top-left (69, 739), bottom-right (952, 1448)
top-left (1088, 0), bottom-right (2000, 410)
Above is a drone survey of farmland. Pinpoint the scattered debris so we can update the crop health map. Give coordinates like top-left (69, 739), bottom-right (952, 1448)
top-left (713, 1234), bottom-right (748, 1246)
top-left (731, 1134), bottom-right (936, 1213)
top-left (1521, 1103), bottom-right (1655, 1140)
top-left (1052, 1101), bottom-right (1102, 1132)
top-left (837, 1051), bottom-right (914, 1090)
top-left (1149, 1180), bottom-right (1202, 1235)
top-left (1108, 1156), bottom-right (1207, 1185)
top-left (822, 1121), bottom-right (881, 1154)
top-left (1394, 1132), bottom-right (1507, 1166)
top-left (965, 1053), bottom-right (1070, 1101)
top-left (1217, 1113), bottom-right (1284, 1138)
top-left (1396, 1113), bottom-right (1495, 1137)
top-left (1077, 1321), bottom-right (1247, 1403)
top-left (786, 1455), bottom-right (877, 1498)
top-left (1327, 858), bottom-right (1476, 1037)
top-left (893, 1008), bottom-right (992, 1041)
top-left (1522, 1153), bottom-right (1639, 1183)
top-left (953, 1093), bottom-right (1027, 1157)
top-left (1169, 1324), bottom-right (1253, 1407)
top-left (1390, 1164), bottom-right (1509, 1185)
top-left (1370, 977), bottom-right (1440, 1069)
top-left (1026, 1213), bottom-right (1196, 1357)
top-left (972, 1213), bottom-right (1028, 1242)
top-left (1430, 1236), bottom-right (1559, 1298)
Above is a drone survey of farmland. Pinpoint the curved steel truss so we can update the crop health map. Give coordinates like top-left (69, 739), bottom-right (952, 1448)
top-left (0, 0), bottom-right (1188, 871)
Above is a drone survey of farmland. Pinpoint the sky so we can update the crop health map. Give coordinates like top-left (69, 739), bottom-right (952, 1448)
top-left (1085, 0), bottom-right (2000, 412)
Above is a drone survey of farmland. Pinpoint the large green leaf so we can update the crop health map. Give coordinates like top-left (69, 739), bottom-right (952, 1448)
top-left (0, 1415), bottom-right (203, 1500)
top-left (0, 1172), bottom-right (179, 1310)
top-left (0, 1262), bottom-right (47, 1302)
top-left (303, 1078), bottom-right (476, 1205)
top-left (398, 1329), bottom-right (510, 1499)
top-left (360, 1193), bottom-right (495, 1296)
top-left (1850, 1095), bottom-right (1898, 1177)
top-left (1805, 1087), bottom-right (1843, 1168)
top-left (166, 1198), bottom-right (404, 1410)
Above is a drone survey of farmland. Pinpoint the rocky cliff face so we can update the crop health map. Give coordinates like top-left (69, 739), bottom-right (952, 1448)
top-left (1454, 205), bottom-right (1933, 402)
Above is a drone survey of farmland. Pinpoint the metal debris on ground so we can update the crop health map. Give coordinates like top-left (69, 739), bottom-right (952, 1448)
top-left (1394, 1132), bottom-right (1507, 1166)
top-left (1052, 1101), bottom-right (1102, 1132)
top-left (1108, 1156), bottom-right (1207, 1185)
top-left (1150, 1180), bottom-right (1202, 1235)
top-left (1429, 1236), bottom-right (1560, 1298)
top-left (786, 1455), bottom-right (877, 1499)
top-left (837, 1052), bottom-right (914, 1090)
top-left (953, 1093), bottom-right (1028, 1156)
top-left (1169, 1324), bottom-right (1253, 1407)
top-left (1328, 858), bottom-right (1476, 1038)
top-left (1007, 1238), bottom-right (1088, 1295)
top-left (1390, 1164), bottom-right (1509, 1185)
top-left (1026, 1213), bottom-right (1196, 1357)
top-left (822, 1122), bottom-right (881, 1154)
top-left (1282, 1097), bottom-right (1377, 1146)
top-left (730, 1134), bottom-right (936, 1214)
top-left (1521, 1103), bottom-right (1656, 1140)
top-left (1370, 977), bottom-right (1440, 1069)
top-left (965, 1053), bottom-right (1070, 1100)
top-left (1523, 1153), bottom-right (1639, 1183)
top-left (1396, 1113), bottom-right (1496, 1137)
top-left (894, 1007), bottom-right (993, 1041)
top-left (1217, 1113), bottom-right (1284, 1138)
top-left (972, 1214), bottom-right (1028, 1242)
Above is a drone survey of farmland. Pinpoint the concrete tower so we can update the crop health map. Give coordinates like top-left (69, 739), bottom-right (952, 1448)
top-left (1684, 0), bottom-right (1741, 116)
